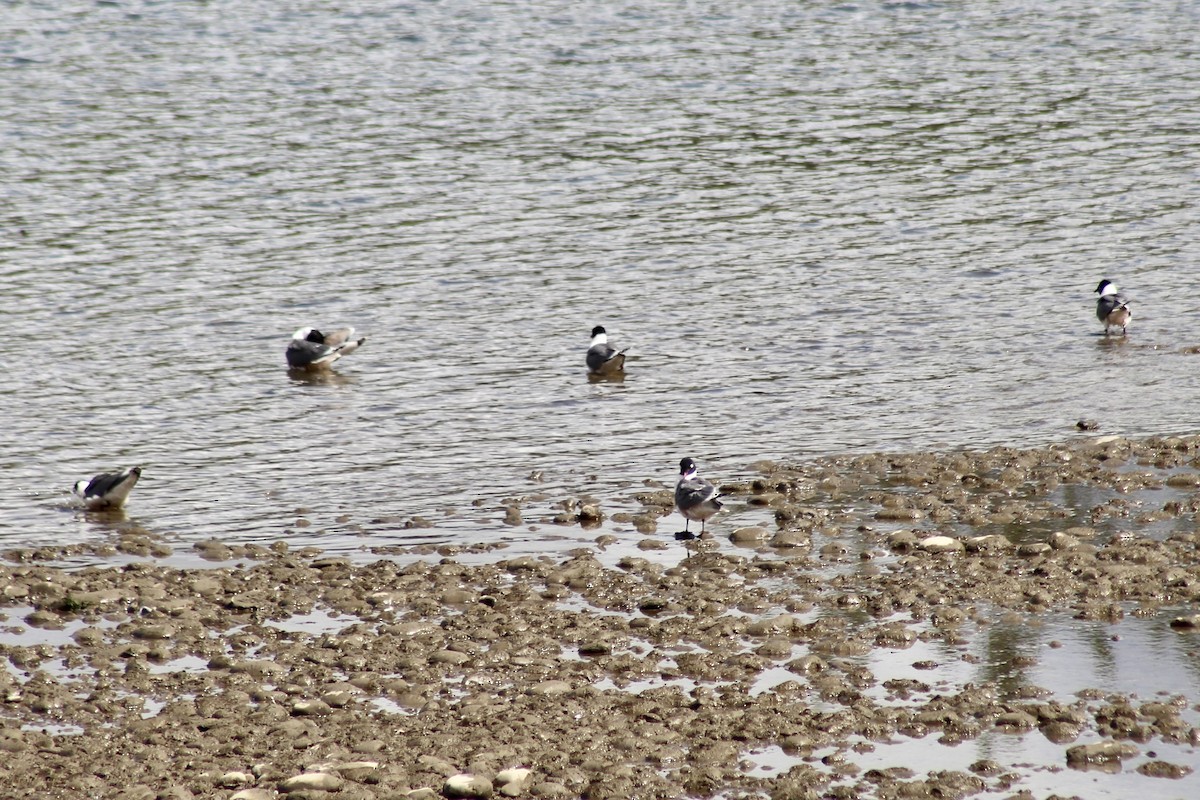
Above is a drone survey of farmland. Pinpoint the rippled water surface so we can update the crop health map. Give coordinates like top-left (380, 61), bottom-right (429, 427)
top-left (2, 0), bottom-right (1199, 553)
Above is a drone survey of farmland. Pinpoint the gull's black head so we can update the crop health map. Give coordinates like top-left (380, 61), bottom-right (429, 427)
top-left (679, 457), bottom-right (697, 475)
top-left (1095, 279), bottom-right (1112, 295)
top-left (591, 325), bottom-right (607, 338)
top-left (306, 328), bottom-right (326, 343)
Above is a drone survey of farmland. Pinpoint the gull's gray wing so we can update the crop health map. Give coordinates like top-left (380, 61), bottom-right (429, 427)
top-left (675, 476), bottom-right (719, 509)
top-left (587, 343), bottom-right (625, 373)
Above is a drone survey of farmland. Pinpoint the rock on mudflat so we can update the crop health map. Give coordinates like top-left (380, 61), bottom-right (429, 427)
top-left (1137, 760), bottom-right (1193, 778)
top-left (444, 773), bottom-right (494, 798)
top-left (494, 767), bottom-right (533, 796)
top-left (918, 535), bottom-right (964, 554)
top-left (290, 700), bottom-right (332, 717)
top-left (729, 526), bottom-right (769, 544)
top-left (1065, 741), bottom-right (1139, 764)
top-left (278, 772), bottom-right (343, 792)
top-left (1169, 615), bottom-right (1200, 629)
top-left (219, 771), bottom-right (254, 787)
top-left (231, 790), bottom-right (275, 800)
top-left (314, 760), bottom-right (378, 780)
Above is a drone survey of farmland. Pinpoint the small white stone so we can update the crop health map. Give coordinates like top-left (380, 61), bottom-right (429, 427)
top-left (278, 772), bottom-right (343, 792)
top-left (230, 790), bottom-right (275, 800)
top-left (290, 699), bottom-right (332, 716)
top-left (444, 773), bottom-right (493, 798)
top-left (918, 535), bottom-right (964, 553)
top-left (494, 767), bottom-right (533, 787)
top-left (331, 761), bottom-right (379, 780)
top-left (218, 771), bottom-right (253, 788)
top-left (729, 526), bottom-right (769, 543)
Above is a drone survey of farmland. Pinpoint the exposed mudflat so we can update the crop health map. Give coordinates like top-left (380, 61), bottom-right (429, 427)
top-left (4, 435), bottom-right (1200, 799)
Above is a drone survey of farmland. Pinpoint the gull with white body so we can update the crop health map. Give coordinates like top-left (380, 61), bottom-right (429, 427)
top-left (74, 466), bottom-right (142, 510)
top-left (674, 457), bottom-right (723, 537)
top-left (286, 326), bottom-right (367, 369)
top-left (586, 325), bottom-right (627, 376)
top-left (1094, 279), bottom-right (1132, 335)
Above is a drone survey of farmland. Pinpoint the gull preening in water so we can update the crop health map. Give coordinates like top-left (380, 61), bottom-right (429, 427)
top-left (675, 457), bottom-right (723, 538)
top-left (286, 326), bottom-right (367, 369)
top-left (586, 325), bottom-right (627, 376)
top-left (1094, 280), bottom-right (1132, 335)
top-left (74, 466), bottom-right (142, 510)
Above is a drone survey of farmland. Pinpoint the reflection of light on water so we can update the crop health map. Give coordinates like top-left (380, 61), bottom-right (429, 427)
top-left (20, 722), bottom-right (84, 737)
top-left (0, 606), bottom-right (115, 648)
top-left (592, 676), bottom-right (703, 695)
top-left (263, 608), bottom-right (357, 635)
top-left (977, 607), bottom-right (1200, 701)
top-left (367, 697), bottom-right (414, 717)
top-left (148, 655), bottom-right (210, 675)
top-left (741, 734), bottom-right (1200, 797)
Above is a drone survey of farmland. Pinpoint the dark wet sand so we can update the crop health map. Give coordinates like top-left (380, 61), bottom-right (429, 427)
top-left (3, 434), bottom-right (1200, 799)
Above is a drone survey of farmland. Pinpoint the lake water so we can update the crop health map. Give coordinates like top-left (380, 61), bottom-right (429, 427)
top-left (2, 0), bottom-right (1199, 555)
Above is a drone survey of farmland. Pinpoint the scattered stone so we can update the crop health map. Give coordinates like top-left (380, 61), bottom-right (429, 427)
top-left (918, 535), bottom-right (964, 554)
top-left (444, 773), bottom-right (494, 798)
top-left (11, 433), bottom-right (1200, 800)
top-left (1065, 741), bottom-right (1139, 764)
top-left (290, 700), bottom-right (332, 717)
top-left (231, 791), bottom-right (275, 800)
top-left (729, 527), bottom-right (769, 544)
top-left (430, 650), bottom-right (471, 665)
top-left (278, 772), bottom-right (343, 792)
top-left (494, 767), bottom-right (533, 796)
top-left (1136, 760), bottom-right (1192, 779)
top-left (526, 680), bottom-right (572, 697)
top-left (219, 771), bottom-right (254, 787)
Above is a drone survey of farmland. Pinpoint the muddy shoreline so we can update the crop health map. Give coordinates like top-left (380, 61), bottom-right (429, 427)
top-left (4, 435), bottom-right (1200, 799)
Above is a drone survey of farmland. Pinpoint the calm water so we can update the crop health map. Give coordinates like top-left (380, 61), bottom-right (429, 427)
top-left (2, 0), bottom-right (1199, 553)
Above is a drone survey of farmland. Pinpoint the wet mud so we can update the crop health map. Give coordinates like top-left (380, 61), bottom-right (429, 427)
top-left (4, 435), bottom-right (1200, 798)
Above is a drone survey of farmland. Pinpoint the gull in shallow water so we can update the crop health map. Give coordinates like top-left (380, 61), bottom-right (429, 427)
top-left (586, 325), bottom-right (627, 376)
top-left (1094, 279), bottom-right (1132, 335)
top-left (286, 326), bottom-right (367, 369)
top-left (74, 466), bottom-right (142, 510)
top-left (675, 457), bottom-right (723, 537)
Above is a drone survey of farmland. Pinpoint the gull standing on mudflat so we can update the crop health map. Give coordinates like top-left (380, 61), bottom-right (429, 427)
top-left (1094, 279), bottom-right (1132, 335)
top-left (675, 457), bottom-right (723, 537)
top-left (286, 326), bottom-right (367, 369)
top-left (586, 325), bottom-right (627, 376)
top-left (74, 466), bottom-right (142, 510)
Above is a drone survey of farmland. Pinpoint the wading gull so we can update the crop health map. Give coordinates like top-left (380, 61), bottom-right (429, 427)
top-left (586, 325), bottom-right (627, 376)
top-left (286, 326), bottom-right (367, 369)
top-left (74, 466), bottom-right (142, 510)
top-left (1095, 280), bottom-right (1132, 335)
top-left (675, 457), bottom-right (723, 538)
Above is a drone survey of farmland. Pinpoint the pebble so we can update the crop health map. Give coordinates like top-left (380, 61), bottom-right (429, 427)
top-left (526, 680), bottom-right (572, 696)
top-left (918, 535), bottom-right (964, 554)
top-left (729, 527), bottom-right (769, 544)
top-left (290, 700), bottom-right (332, 717)
top-left (1065, 741), bottom-right (1139, 764)
top-left (444, 773), bottom-right (494, 798)
top-left (494, 767), bottom-right (533, 796)
top-left (219, 771), bottom-right (254, 787)
top-left (278, 772), bottom-right (344, 792)
top-left (231, 791), bottom-right (275, 800)
top-left (430, 650), bottom-right (471, 665)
